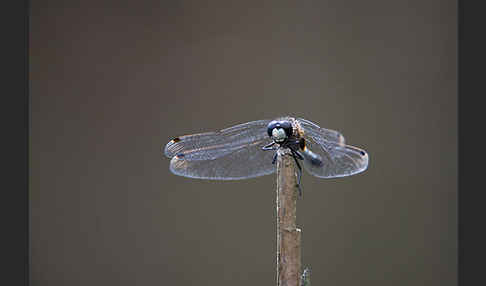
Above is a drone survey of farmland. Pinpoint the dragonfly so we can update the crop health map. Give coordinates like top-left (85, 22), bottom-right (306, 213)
top-left (163, 116), bottom-right (368, 194)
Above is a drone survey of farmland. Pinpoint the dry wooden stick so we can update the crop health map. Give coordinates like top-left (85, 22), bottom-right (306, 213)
top-left (276, 148), bottom-right (304, 286)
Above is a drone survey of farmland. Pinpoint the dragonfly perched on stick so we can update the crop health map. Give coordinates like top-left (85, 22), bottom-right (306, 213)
top-left (163, 116), bottom-right (368, 194)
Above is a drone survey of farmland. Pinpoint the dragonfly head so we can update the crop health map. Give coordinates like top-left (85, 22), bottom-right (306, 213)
top-left (267, 120), bottom-right (293, 143)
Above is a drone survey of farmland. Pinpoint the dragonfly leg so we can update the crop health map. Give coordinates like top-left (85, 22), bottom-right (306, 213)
top-left (294, 150), bottom-right (304, 160)
top-left (262, 142), bottom-right (277, 151)
top-left (272, 152), bottom-right (278, 164)
top-left (290, 149), bottom-right (303, 197)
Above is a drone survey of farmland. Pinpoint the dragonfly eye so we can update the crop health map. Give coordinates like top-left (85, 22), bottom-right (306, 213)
top-left (267, 120), bottom-right (293, 138)
top-left (272, 128), bottom-right (287, 143)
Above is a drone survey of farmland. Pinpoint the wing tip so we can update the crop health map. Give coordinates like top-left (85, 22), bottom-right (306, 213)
top-left (163, 137), bottom-right (182, 158)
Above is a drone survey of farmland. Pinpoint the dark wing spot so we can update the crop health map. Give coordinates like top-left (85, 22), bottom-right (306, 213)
top-left (360, 151), bottom-right (366, 156)
top-left (175, 153), bottom-right (185, 158)
top-left (171, 137), bottom-right (181, 143)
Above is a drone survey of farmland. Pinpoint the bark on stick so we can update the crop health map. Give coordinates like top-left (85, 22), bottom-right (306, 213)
top-left (276, 149), bottom-right (302, 286)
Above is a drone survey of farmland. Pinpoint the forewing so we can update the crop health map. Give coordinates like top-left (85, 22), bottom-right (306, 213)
top-left (164, 119), bottom-right (271, 160)
top-left (164, 119), bottom-right (276, 179)
top-left (299, 120), bottom-right (368, 178)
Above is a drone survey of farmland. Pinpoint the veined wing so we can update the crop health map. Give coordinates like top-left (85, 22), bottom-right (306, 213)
top-left (169, 137), bottom-right (276, 180)
top-left (164, 119), bottom-right (271, 160)
top-left (298, 120), bottom-right (368, 178)
top-left (164, 119), bottom-right (276, 180)
top-left (296, 117), bottom-right (346, 145)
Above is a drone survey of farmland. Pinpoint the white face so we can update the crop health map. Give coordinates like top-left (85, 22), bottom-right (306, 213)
top-left (272, 128), bottom-right (287, 143)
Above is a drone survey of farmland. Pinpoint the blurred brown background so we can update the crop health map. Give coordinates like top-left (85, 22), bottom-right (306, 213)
top-left (30, 1), bottom-right (456, 285)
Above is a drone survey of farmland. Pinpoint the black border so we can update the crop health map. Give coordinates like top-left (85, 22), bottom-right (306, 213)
top-left (2, 1), bottom-right (29, 285)
top-left (458, 0), bottom-right (485, 285)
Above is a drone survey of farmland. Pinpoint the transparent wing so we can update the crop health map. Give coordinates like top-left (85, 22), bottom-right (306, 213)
top-left (169, 137), bottom-right (276, 180)
top-left (298, 120), bottom-right (369, 178)
top-left (164, 120), bottom-right (276, 179)
top-left (164, 119), bottom-right (271, 160)
top-left (296, 117), bottom-right (346, 145)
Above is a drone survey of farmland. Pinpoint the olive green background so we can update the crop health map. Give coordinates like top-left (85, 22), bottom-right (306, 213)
top-left (30, 1), bottom-right (456, 285)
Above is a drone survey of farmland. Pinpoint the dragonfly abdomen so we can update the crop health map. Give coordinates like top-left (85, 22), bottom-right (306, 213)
top-left (301, 148), bottom-right (324, 167)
